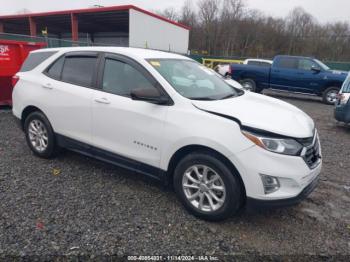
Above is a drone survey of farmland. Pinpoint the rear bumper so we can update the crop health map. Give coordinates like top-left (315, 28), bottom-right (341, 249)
top-left (246, 176), bottom-right (319, 210)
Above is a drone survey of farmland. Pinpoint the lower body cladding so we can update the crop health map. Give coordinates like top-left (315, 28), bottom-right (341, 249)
top-left (230, 145), bottom-right (322, 209)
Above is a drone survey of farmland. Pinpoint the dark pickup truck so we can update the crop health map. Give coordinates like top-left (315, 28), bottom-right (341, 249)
top-left (230, 55), bottom-right (348, 104)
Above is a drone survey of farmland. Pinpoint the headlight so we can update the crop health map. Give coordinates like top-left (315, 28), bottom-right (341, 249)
top-left (242, 130), bottom-right (303, 156)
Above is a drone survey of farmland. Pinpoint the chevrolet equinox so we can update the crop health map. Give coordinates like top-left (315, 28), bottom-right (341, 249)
top-left (12, 47), bottom-right (322, 221)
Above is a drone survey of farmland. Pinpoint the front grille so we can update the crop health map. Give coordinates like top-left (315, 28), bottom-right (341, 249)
top-left (300, 134), bottom-right (321, 169)
top-left (297, 136), bottom-right (314, 147)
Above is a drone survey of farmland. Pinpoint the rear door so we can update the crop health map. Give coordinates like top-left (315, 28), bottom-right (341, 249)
top-left (290, 58), bottom-right (323, 94)
top-left (270, 57), bottom-right (299, 91)
top-left (91, 53), bottom-right (168, 172)
top-left (42, 52), bottom-right (98, 144)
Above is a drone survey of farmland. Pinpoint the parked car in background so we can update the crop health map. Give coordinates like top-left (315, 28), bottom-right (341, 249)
top-left (13, 47), bottom-right (322, 221)
top-left (243, 59), bottom-right (273, 67)
top-left (215, 63), bottom-right (231, 77)
top-left (230, 55), bottom-right (348, 104)
top-left (215, 58), bottom-right (272, 77)
top-left (335, 73), bottom-right (350, 123)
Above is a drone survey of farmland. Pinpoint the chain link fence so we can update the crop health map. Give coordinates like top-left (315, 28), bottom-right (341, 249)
top-left (0, 32), bottom-right (113, 48)
top-left (1, 32), bottom-right (350, 71)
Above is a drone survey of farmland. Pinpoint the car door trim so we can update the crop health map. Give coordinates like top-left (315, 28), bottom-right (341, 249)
top-left (96, 52), bottom-right (174, 105)
top-left (43, 51), bottom-right (101, 89)
top-left (56, 133), bottom-right (166, 182)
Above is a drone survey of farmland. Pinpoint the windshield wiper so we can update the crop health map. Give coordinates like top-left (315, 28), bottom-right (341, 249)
top-left (189, 97), bottom-right (217, 101)
top-left (220, 93), bottom-right (236, 100)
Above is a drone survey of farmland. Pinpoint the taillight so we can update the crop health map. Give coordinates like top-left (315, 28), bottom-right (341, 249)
top-left (12, 75), bottom-right (19, 88)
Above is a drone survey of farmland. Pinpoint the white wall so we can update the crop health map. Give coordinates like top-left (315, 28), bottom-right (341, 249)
top-left (93, 32), bottom-right (129, 47)
top-left (129, 9), bottom-right (189, 54)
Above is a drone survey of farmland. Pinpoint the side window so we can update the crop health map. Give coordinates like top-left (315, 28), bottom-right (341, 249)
top-left (20, 51), bottom-right (57, 72)
top-left (61, 56), bottom-right (97, 87)
top-left (102, 58), bottom-right (155, 96)
top-left (276, 57), bottom-right (298, 69)
top-left (298, 59), bottom-right (320, 71)
top-left (46, 56), bottom-right (64, 80)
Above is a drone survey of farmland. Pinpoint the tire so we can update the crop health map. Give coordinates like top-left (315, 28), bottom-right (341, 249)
top-left (322, 87), bottom-right (339, 105)
top-left (173, 152), bottom-right (243, 221)
top-left (240, 79), bottom-right (257, 92)
top-left (24, 111), bottom-right (59, 159)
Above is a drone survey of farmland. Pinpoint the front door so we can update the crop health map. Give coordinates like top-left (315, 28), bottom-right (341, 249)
top-left (91, 54), bottom-right (169, 173)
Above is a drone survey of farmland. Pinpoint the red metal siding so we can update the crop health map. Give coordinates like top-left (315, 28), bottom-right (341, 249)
top-left (0, 40), bottom-right (46, 106)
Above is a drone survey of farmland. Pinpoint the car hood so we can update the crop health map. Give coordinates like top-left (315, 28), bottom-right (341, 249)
top-left (192, 92), bottom-right (315, 138)
top-left (326, 70), bottom-right (348, 79)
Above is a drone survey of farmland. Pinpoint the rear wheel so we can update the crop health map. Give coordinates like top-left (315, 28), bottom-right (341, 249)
top-left (24, 111), bottom-right (59, 158)
top-left (173, 152), bottom-right (243, 221)
top-left (322, 87), bottom-right (339, 105)
top-left (240, 79), bottom-right (257, 92)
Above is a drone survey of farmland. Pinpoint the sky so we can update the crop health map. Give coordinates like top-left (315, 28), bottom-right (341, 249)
top-left (0, 0), bottom-right (349, 24)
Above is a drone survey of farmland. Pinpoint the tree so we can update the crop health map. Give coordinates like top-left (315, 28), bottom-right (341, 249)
top-left (198, 0), bottom-right (220, 54)
top-left (159, 1), bottom-right (350, 61)
top-left (156, 7), bottom-right (179, 21)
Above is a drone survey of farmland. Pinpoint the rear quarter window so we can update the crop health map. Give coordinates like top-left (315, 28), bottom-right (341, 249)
top-left (45, 56), bottom-right (65, 80)
top-left (20, 51), bottom-right (57, 72)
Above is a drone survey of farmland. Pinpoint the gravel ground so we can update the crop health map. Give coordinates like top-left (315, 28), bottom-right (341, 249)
top-left (0, 92), bottom-right (349, 259)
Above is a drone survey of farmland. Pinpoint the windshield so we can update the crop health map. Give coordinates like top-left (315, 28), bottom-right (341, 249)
top-left (148, 59), bottom-right (240, 100)
top-left (315, 59), bottom-right (330, 70)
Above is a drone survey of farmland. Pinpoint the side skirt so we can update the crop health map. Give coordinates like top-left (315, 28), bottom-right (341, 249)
top-left (56, 134), bottom-right (167, 183)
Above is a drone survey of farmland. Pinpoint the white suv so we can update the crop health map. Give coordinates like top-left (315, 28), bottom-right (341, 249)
top-left (12, 47), bottom-right (322, 221)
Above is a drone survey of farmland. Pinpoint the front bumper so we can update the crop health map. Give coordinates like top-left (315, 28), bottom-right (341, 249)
top-left (229, 143), bottom-right (322, 204)
top-left (246, 176), bottom-right (319, 210)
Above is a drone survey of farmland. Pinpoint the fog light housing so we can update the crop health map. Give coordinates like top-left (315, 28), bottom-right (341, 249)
top-left (260, 174), bottom-right (280, 194)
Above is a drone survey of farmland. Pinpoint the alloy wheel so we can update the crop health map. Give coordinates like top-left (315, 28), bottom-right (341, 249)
top-left (326, 90), bottom-right (338, 104)
top-left (242, 81), bottom-right (254, 91)
top-left (28, 119), bottom-right (49, 152)
top-left (182, 165), bottom-right (226, 212)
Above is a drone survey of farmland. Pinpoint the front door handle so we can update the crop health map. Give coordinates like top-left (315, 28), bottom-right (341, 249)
top-left (42, 83), bottom-right (53, 90)
top-left (94, 97), bottom-right (111, 105)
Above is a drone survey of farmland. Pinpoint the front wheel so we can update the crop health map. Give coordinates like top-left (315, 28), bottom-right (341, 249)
top-left (322, 87), bottom-right (339, 105)
top-left (173, 152), bottom-right (243, 221)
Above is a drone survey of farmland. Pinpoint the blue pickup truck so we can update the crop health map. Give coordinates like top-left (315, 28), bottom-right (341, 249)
top-left (230, 55), bottom-right (348, 104)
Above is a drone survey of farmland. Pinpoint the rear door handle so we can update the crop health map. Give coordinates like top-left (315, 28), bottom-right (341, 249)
top-left (94, 97), bottom-right (111, 105)
top-left (42, 83), bottom-right (53, 90)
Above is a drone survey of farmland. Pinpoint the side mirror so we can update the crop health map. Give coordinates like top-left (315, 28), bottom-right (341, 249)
top-left (311, 66), bottom-right (321, 73)
top-left (130, 88), bottom-right (170, 105)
